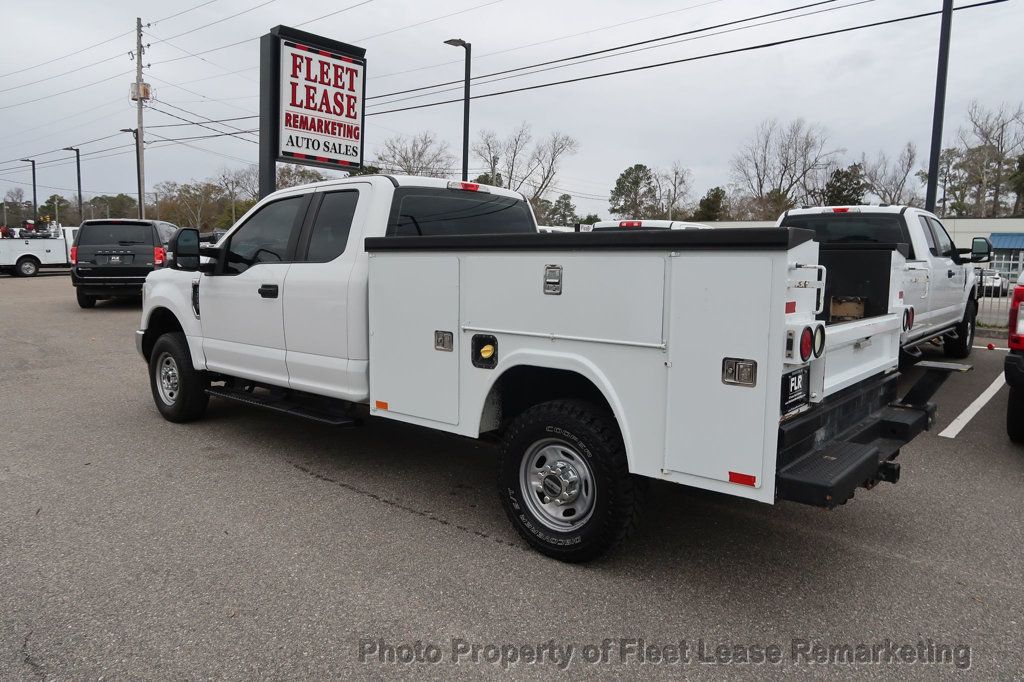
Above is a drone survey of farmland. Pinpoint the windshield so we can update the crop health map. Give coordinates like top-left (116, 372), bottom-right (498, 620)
top-left (780, 214), bottom-right (907, 245)
top-left (77, 223), bottom-right (153, 246)
top-left (388, 188), bottom-right (535, 237)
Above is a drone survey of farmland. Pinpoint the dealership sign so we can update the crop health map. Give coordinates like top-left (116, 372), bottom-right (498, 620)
top-left (259, 26), bottom-right (366, 194)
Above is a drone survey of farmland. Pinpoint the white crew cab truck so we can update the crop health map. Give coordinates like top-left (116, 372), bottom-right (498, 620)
top-left (136, 176), bottom-right (961, 562)
top-left (777, 206), bottom-right (992, 360)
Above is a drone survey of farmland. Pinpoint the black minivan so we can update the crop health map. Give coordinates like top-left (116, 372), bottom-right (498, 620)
top-left (71, 219), bottom-right (180, 308)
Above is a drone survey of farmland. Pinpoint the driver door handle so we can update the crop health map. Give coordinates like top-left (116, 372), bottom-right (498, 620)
top-left (947, 269), bottom-right (956, 278)
top-left (258, 284), bottom-right (279, 298)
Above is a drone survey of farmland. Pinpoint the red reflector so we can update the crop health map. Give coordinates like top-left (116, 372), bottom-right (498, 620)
top-left (619, 220), bottom-right (642, 228)
top-left (785, 301), bottom-right (796, 314)
top-left (153, 246), bottom-right (166, 266)
top-left (375, 400), bottom-right (389, 410)
top-left (799, 326), bottom-right (813, 362)
top-left (70, 246), bottom-right (77, 265)
top-left (729, 471), bottom-right (756, 486)
top-left (832, 207), bottom-right (849, 213)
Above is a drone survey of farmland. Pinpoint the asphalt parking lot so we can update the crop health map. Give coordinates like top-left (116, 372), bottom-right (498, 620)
top-left (1, 274), bottom-right (1021, 679)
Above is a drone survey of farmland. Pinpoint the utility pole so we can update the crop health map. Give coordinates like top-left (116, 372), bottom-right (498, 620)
top-left (64, 147), bottom-right (83, 224)
top-left (925, 0), bottom-right (954, 213)
top-left (132, 17), bottom-right (148, 219)
top-left (19, 158), bottom-right (37, 222)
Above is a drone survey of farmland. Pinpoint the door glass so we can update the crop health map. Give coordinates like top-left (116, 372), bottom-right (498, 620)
top-left (225, 196), bottom-right (303, 274)
top-left (927, 217), bottom-right (954, 258)
top-left (306, 191), bottom-right (359, 262)
top-left (918, 216), bottom-right (938, 255)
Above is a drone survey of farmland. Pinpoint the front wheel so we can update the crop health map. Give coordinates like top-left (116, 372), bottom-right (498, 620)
top-left (149, 332), bottom-right (209, 423)
top-left (497, 400), bottom-right (645, 562)
top-left (944, 301), bottom-right (976, 359)
top-left (1008, 387), bottom-right (1024, 444)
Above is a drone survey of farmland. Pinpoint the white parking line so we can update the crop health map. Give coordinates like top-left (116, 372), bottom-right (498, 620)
top-left (938, 374), bottom-right (1007, 439)
top-left (973, 345), bottom-right (1009, 351)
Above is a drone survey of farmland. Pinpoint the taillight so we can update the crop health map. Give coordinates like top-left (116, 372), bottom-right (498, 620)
top-left (70, 246), bottom-right (77, 265)
top-left (154, 246), bottom-right (166, 266)
top-left (1009, 286), bottom-right (1024, 351)
top-left (799, 326), bottom-right (813, 362)
top-left (619, 220), bottom-right (642, 228)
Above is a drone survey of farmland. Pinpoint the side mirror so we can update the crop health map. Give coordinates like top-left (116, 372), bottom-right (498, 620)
top-left (971, 236), bottom-right (992, 263)
top-left (168, 228), bottom-right (200, 271)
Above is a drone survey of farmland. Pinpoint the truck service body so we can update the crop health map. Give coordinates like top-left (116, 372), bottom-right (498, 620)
top-left (136, 176), bottom-right (959, 561)
top-left (0, 225), bottom-right (76, 276)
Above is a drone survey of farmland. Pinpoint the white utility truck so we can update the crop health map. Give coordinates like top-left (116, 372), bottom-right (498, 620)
top-left (777, 206), bottom-right (991, 360)
top-left (0, 225), bottom-right (77, 276)
top-left (135, 176), bottom-right (963, 562)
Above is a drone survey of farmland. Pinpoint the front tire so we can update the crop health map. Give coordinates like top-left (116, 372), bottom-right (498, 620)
top-left (944, 301), bottom-right (976, 359)
top-left (498, 400), bottom-right (645, 562)
top-left (76, 289), bottom-right (96, 308)
top-left (1008, 387), bottom-right (1024, 444)
top-left (149, 332), bottom-right (209, 423)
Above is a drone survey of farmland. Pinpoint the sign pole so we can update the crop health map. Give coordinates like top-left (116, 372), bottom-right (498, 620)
top-left (258, 32), bottom-right (280, 199)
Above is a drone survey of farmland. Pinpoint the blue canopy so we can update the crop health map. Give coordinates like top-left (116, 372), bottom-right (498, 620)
top-left (990, 233), bottom-right (1024, 249)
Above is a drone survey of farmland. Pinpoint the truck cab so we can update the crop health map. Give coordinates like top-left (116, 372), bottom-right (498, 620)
top-left (778, 206), bottom-right (992, 359)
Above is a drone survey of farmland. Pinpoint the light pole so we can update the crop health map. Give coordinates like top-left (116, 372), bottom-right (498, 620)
top-left (19, 158), bottom-right (37, 222)
top-left (121, 128), bottom-right (144, 218)
top-left (444, 38), bottom-right (471, 181)
top-left (64, 146), bottom-right (83, 224)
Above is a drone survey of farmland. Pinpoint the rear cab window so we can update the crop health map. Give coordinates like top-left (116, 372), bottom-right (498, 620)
top-left (75, 222), bottom-right (155, 247)
top-left (387, 187), bottom-right (536, 237)
top-left (779, 214), bottom-right (914, 258)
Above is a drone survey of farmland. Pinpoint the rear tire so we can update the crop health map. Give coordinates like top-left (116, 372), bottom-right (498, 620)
top-left (498, 399), bottom-right (645, 562)
top-left (76, 289), bottom-right (96, 309)
top-left (944, 301), bottom-right (976, 359)
top-left (15, 257), bottom-right (39, 277)
top-left (149, 332), bottom-right (209, 423)
top-left (1008, 386), bottom-right (1024, 444)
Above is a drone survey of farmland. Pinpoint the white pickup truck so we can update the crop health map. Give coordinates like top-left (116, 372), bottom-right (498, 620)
top-left (778, 206), bottom-right (992, 360)
top-left (0, 225), bottom-right (77, 276)
top-left (135, 176), bottom-right (963, 562)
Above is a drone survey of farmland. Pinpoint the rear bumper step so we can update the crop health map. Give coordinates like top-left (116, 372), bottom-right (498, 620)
top-left (206, 385), bottom-right (359, 427)
top-left (777, 362), bottom-right (969, 509)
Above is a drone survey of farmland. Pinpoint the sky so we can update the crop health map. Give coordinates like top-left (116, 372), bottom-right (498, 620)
top-left (0, 0), bottom-right (1021, 219)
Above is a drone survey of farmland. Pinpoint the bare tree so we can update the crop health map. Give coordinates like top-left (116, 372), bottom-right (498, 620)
top-left (730, 118), bottom-right (841, 217)
top-left (377, 131), bottom-right (454, 177)
top-left (653, 162), bottom-right (692, 219)
top-left (863, 142), bottom-right (920, 205)
top-left (217, 167), bottom-right (247, 224)
top-left (501, 123), bottom-right (535, 192)
top-left (962, 101), bottom-right (1024, 216)
top-left (525, 131), bottom-right (578, 201)
top-left (472, 129), bottom-right (503, 186)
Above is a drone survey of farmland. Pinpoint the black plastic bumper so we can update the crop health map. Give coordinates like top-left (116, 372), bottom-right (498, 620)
top-left (776, 363), bottom-right (964, 509)
top-left (71, 271), bottom-right (146, 295)
top-left (1006, 351), bottom-right (1024, 389)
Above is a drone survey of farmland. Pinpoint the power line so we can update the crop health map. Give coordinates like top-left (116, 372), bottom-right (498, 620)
top-left (145, 130), bottom-right (256, 164)
top-left (366, 0), bottom-right (845, 104)
top-left (151, 0), bottom-right (225, 25)
top-left (148, 0), bottom-right (280, 44)
top-left (147, 105), bottom-right (258, 143)
top-left (355, 0), bottom-right (503, 41)
top-left (0, 132), bottom-right (125, 166)
top-left (0, 70), bottom-right (132, 112)
top-left (365, 0), bottom-right (1007, 118)
top-left (144, 29), bottom-right (259, 84)
top-left (155, 100), bottom-right (258, 136)
top-left (148, 115), bottom-right (257, 128)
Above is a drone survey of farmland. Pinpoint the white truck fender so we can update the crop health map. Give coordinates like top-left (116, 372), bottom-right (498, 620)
top-left (477, 348), bottom-right (638, 472)
top-left (141, 275), bottom-right (206, 370)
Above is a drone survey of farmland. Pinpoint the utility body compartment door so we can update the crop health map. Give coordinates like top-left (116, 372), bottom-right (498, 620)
top-left (368, 254), bottom-right (460, 425)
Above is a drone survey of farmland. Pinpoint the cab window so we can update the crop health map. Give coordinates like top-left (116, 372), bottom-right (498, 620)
top-left (927, 217), bottom-right (955, 258)
top-left (224, 195), bottom-right (305, 274)
top-left (304, 191), bottom-right (359, 262)
top-left (918, 216), bottom-right (938, 256)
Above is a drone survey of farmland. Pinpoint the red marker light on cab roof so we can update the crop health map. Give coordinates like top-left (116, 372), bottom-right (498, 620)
top-left (447, 180), bottom-right (486, 192)
top-left (832, 207), bottom-right (849, 213)
top-left (619, 220), bottom-right (643, 228)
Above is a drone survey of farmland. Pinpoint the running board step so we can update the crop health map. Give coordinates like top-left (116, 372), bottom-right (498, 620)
top-left (205, 386), bottom-right (359, 426)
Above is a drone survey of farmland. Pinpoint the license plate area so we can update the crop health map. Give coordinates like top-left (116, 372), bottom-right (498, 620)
top-left (99, 254), bottom-right (134, 265)
top-left (782, 366), bottom-right (810, 413)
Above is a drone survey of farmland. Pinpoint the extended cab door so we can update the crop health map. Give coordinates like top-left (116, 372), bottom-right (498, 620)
top-left (923, 216), bottom-right (965, 327)
top-left (200, 193), bottom-right (310, 386)
top-left (282, 184), bottom-right (370, 400)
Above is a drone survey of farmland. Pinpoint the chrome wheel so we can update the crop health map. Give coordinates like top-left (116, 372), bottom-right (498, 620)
top-left (155, 352), bottom-right (180, 406)
top-left (519, 438), bottom-right (596, 531)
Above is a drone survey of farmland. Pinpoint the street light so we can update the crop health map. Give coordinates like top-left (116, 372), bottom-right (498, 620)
top-left (19, 158), bottom-right (37, 222)
top-left (444, 38), bottom-right (471, 182)
top-left (121, 128), bottom-right (144, 219)
top-left (63, 146), bottom-right (83, 224)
